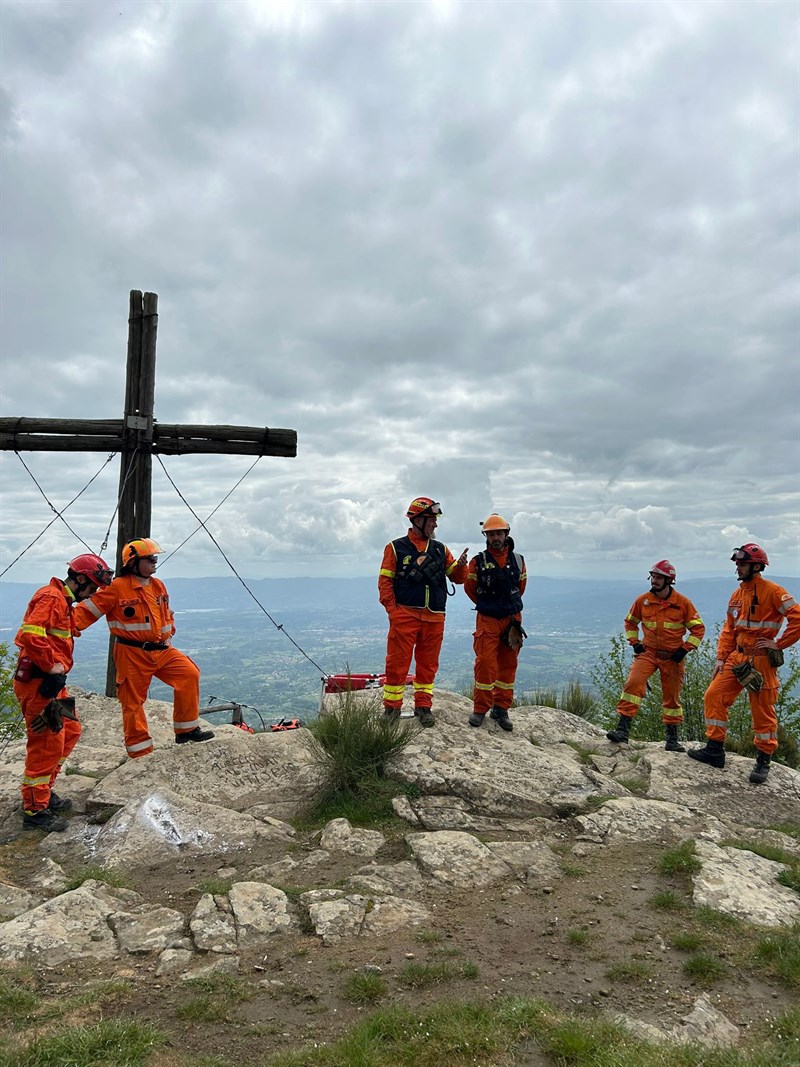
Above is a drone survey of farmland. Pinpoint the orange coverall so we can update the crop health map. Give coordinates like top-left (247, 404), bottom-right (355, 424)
top-left (616, 589), bottom-right (705, 725)
top-left (379, 529), bottom-right (467, 710)
top-left (14, 578), bottom-right (81, 814)
top-left (72, 574), bottom-right (200, 758)
top-left (465, 547), bottom-right (527, 714)
top-left (703, 574), bottom-right (800, 755)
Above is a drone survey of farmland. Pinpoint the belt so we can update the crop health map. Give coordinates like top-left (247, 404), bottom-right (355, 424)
top-left (114, 637), bottom-right (168, 651)
top-left (646, 649), bottom-right (674, 659)
top-left (737, 646), bottom-right (761, 655)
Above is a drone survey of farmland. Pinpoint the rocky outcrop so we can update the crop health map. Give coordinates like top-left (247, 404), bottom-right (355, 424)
top-left (1, 683), bottom-right (798, 1053)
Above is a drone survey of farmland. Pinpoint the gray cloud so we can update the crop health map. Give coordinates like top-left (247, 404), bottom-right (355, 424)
top-left (1, 0), bottom-right (798, 582)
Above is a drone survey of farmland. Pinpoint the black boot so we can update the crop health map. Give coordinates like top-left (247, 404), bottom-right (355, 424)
top-left (175, 727), bottom-right (215, 744)
top-left (749, 752), bottom-right (771, 784)
top-left (606, 715), bottom-right (632, 744)
top-left (489, 707), bottom-right (513, 732)
top-left (414, 708), bottom-right (435, 727)
top-left (23, 809), bottom-right (68, 833)
top-left (687, 738), bottom-right (725, 768)
top-left (48, 791), bottom-right (73, 813)
top-left (468, 712), bottom-right (486, 727)
top-left (664, 725), bottom-right (686, 753)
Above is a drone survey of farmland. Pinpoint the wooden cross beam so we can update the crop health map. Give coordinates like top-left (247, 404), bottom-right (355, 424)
top-left (1, 290), bottom-right (298, 693)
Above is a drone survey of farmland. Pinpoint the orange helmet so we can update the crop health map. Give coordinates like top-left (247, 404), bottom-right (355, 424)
top-left (67, 553), bottom-right (113, 587)
top-left (731, 544), bottom-right (769, 567)
top-left (481, 514), bottom-right (510, 533)
top-left (406, 497), bottom-right (441, 520)
top-left (649, 560), bottom-right (676, 583)
top-left (122, 538), bottom-right (163, 567)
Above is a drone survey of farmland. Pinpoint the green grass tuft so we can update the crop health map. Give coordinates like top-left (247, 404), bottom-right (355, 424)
top-left (659, 840), bottom-right (701, 875)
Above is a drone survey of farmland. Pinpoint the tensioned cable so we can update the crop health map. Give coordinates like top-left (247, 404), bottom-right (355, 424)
top-left (0, 452), bottom-right (116, 578)
top-left (98, 450), bottom-right (139, 557)
top-left (159, 454), bottom-right (263, 565)
top-left (155, 455), bottom-right (330, 677)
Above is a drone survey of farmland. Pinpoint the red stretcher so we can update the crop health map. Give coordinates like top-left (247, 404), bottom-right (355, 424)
top-left (319, 672), bottom-right (415, 713)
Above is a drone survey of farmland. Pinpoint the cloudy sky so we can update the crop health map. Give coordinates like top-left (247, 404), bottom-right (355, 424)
top-left (1, 0), bottom-right (798, 584)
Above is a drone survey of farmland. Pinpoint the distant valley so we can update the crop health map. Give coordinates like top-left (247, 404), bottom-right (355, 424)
top-left (2, 574), bottom-right (798, 729)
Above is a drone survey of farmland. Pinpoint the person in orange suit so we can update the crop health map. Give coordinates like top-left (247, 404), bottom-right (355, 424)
top-left (14, 552), bottom-right (113, 832)
top-left (379, 497), bottom-right (467, 726)
top-left (465, 514), bottom-right (527, 733)
top-left (689, 543), bottom-right (800, 784)
top-left (606, 560), bottom-right (705, 752)
top-left (72, 538), bottom-right (214, 758)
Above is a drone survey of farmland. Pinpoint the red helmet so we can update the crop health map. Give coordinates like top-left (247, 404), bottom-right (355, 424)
top-left (406, 497), bottom-right (441, 520)
top-left (649, 560), bottom-right (676, 583)
top-left (68, 553), bottom-right (113, 587)
top-left (731, 544), bottom-right (769, 566)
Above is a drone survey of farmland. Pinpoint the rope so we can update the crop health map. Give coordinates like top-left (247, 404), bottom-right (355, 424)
top-left (155, 455), bottom-right (330, 678)
top-left (98, 451), bottom-right (139, 556)
top-left (159, 455), bottom-right (262, 564)
top-left (0, 452), bottom-right (116, 578)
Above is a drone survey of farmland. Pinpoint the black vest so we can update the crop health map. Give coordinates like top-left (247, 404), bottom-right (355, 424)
top-left (474, 549), bottom-right (523, 618)
top-left (391, 537), bottom-right (448, 613)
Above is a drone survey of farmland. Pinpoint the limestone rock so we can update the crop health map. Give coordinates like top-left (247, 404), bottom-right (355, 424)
top-left (319, 817), bottom-right (385, 856)
top-left (406, 830), bottom-right (513, 888)
top-left (692, 840), bottom-right (800, 927)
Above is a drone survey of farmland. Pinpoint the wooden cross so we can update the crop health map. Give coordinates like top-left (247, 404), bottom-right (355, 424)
top-left (0, 290), bottom-right (297, 693)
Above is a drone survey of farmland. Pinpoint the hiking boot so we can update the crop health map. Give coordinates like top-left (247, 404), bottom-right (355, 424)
top-left (23, 809), bottom-right (68, 833)
top-left (383, 707), bottom-right (401, 721)
top-left (749, 752), bottom-right (771, 785)
top-left (664, 725), bottom-right (686, 753)
top-left (48, 791), bottom-right (73, 814)
top-left (414, 708), bottom-right (435, 728)
top-left (687, 738), bottom-right (725, 768)
top-left (606, 715), bottom-right (632, 744)
top-left (468, 712), bottom-right (486, 728)
top-left (489, 707), bottom-right (513, 732)
top-left (175, 727), bottom-right (215, 744)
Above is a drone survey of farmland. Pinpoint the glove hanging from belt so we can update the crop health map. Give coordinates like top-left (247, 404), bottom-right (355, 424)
top-left (30, 697), bottom-right (78, 734)
top-left (766, 647), bottom-right (784, 668)
top-left (501, 620), bottom-right (527, 651)
top-left (732, 659), bottom-right (764, 693)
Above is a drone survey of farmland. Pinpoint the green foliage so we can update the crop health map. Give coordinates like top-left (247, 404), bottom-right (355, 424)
top-left (397, 961), bottom-right (479, 988)
top-left (305, 690), bottom-right (417, 824)
top-left (0, 970), bottom-right (38, 1029)
top-left (343, 971), bottom-right (388, 1004)
top-left (649, 891), bottom-right (687, 911)
top-left (63, 866), bottom-right (132, 892)
top-left (591, 627), bottom-right (800, 759)
top-left (754, 925), bottom-right (800, 988)
top-left (682, 953), bottom-right (728, 983)
top-left (659, 840), bottom-right (701, 875)
top-left (521, 678), bottom-right (600, 720)
top-left (0, 642), bottom-right (23, 744)
top-left (5, 1018), bottom-right (165, 1067)
top-left (605, 959), bottom-right (654, 981)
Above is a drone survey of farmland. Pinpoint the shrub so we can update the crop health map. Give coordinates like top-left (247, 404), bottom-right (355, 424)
top-left (0, 642), bottom-right (23, 749)
top-left (305, 689), bottom-right (416, 822)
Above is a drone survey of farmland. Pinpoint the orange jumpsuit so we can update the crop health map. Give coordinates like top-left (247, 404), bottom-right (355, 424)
top-left (14, 578), bottom-right (81, 814)
top-left (616, 588), bottom-right (705, 725)
top-left (72, 574), bottom-right (200, 758)
top-left (703, 574), bottom-right (800, 755)
top-left (465, 546), bottom-right (527, 715)
top-left (379, 529), bottom-right (467, 710)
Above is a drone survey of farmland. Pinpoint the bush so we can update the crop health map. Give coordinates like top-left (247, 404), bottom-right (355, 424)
top-left (0, 642), bottom-right (23, 749)
top-left (305, 689), bottom-right (417, 823)
top-left (522, 679), bottom-right (599, 721)
top-left (591, 627), bottom-right (800, 760)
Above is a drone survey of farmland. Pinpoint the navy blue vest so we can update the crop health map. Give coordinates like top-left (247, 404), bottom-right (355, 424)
top-left (391, 537), bottom-right (448, 613)
top-left (474, 549), bottom-right (523, 618)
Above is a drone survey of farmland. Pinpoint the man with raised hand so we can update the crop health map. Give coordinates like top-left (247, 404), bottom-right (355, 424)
top-left (379, 497), bottom-right (468, 726)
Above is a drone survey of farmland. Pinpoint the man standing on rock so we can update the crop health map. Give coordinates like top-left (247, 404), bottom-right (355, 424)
top-left (688, 544), bottom-right (800, 784)
top-left (14, 552), bottom-right (113, 832)
top-left (72, 538), bottom-right (214, 758)
top-left (379, 497), bottom-right (468, 726)
top-left (606, 561), bottom-right (705, 751)
top-left (465, 514), bottom-right (527, 732)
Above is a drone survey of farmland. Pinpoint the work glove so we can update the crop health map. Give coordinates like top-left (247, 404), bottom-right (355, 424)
top-left (671, 648), bottom-right (688, 663)
top-left (766, 647), bottom-right (785, 669)
top-left (38, 672), bottom-right (67, 698)
top-left (732, 660), bottom-right (764, 693)
top-left (632, 643), bottom-right (645, 656)
top-left (501, 620), bottom-right (527, 651)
